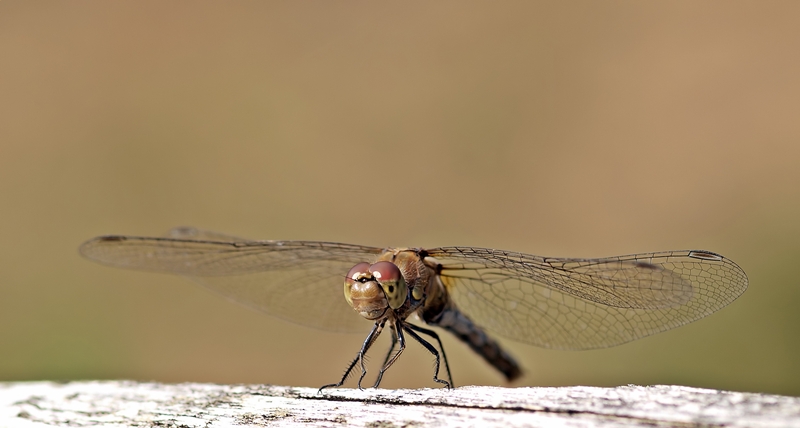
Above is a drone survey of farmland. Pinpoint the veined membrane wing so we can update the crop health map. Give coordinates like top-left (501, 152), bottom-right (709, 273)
top-left (82, 228), bottom-right (748, 348)
top-left (79, 227), bottom-right (386, 333)
top-left (426, 247), bottom-right (748, 350)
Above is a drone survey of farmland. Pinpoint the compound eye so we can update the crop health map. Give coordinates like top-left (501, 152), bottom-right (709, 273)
top-left (369, 261), bottom-right (401, 285)
top-left (369, 261), bottom-right (407, 310)
top-left (346, 262), bottom-right (371, 284)
top-left (344, 262), bottom-right (371, 306)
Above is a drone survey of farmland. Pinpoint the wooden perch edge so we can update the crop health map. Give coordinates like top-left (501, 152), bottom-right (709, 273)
top-left (1, 381), bottom-right (798, 427)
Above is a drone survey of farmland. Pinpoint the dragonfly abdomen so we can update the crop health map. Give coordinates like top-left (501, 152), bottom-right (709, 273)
top-left (426, 306), bottom-right (522, 382)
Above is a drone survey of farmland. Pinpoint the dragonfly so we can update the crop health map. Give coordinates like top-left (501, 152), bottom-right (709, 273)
top-left (79, 227), bottom-right (748, 390)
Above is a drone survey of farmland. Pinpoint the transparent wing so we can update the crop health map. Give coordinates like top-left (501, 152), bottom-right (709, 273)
top-left (79, 227), bottom-right (386, 333)
top-left (426, 247), bottom-right (748, 350)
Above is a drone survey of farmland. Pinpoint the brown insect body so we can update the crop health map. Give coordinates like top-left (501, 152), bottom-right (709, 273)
top-left (334, 249), bottom-right (520, 388)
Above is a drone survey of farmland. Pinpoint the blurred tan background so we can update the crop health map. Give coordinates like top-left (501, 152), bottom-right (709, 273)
top-left (1, 1), bottom-right (798, 396)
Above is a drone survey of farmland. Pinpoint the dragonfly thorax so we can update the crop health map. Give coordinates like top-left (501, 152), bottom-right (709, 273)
top-left (343, 261), bottom-right (409, 319)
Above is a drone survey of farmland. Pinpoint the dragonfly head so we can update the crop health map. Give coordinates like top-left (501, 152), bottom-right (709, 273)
top-left (344, 261), bottom-right (408, 319)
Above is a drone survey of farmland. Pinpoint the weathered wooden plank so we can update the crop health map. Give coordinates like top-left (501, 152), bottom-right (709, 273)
top-left (1, 381), bottom-right (798, 427)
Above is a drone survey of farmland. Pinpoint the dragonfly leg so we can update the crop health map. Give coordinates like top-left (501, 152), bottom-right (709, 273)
top-left (405, 323), bottom-right (454, 389)
top-left (372, 325), bottom-right (399, 388)
top-left (402, 324), bottom-right (452, 389)
top-left (318, 320), bottom-right (385, 393)
top-left (372, 319), bottom-right (406, 389)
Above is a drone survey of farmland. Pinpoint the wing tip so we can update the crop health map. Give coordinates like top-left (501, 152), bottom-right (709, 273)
top-left (78, 235), bottom-right (126, 259)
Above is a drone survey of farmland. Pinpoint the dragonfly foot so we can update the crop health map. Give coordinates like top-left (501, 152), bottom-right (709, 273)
top-left (317, 383), bottom-right (340, 394)
top-left (434, 378), bottom-right (452, 389)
